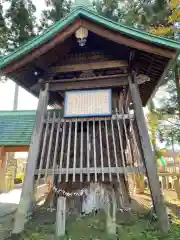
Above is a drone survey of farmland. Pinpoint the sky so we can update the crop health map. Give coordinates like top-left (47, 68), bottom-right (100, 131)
top-left (0, 81), bottom-right (38, 110)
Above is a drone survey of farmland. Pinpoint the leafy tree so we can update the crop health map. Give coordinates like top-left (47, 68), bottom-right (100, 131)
top-left (0, 3), bottom-right (8, 56)
top-left (156, 77), bottom-right (180, 145)
top-left (150, 0), bottom-right (180, 38)
top-left (39, 0), bottom-right (71, 31)
top-left (5, 0), bottom-right (37, 51)
top-left (157, 70), bottom-right (180, 116)
top-left (150, 0), bottom-right (180, 116)
top-left (93, 0), bottom-right (123, 22)
top-left (93, 0), bottom-right (170, 30)
top-left (159, 122), bottom-right (180, 149)
top-left (149, 0), bottom-right (180, 147)
top-left (147, 101), bottom-right (162, 159)
top-left (120, 0), bottom-right (169, 30)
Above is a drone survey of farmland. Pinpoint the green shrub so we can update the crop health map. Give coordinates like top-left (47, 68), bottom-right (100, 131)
top-left (15, 172), bottom-right (24, 182)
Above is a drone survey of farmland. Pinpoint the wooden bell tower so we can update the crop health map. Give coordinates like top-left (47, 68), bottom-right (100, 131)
top-left (0, 3), bottom-right (179, 235)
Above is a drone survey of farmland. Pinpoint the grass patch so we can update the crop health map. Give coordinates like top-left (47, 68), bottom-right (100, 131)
top-left (9, 210), bottom-right (180, 240)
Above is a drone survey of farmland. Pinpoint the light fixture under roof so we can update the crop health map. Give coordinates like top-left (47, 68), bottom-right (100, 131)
top-left (75, 27), bottom-right (88, 47)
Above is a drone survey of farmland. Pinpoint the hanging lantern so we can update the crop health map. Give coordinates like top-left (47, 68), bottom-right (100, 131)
top-left (75, 27), bottom-right (88, 47)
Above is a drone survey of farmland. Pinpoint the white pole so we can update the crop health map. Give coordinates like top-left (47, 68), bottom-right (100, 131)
top-left (56, 197), bottom-right (66, 238)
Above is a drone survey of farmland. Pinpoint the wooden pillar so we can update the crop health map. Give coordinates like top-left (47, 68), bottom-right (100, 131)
top-left (13, 83), bottom-right (49, 234)
top-left (161, 176), bottom-right (167, 190)
top-left (5, 152), bottom-right (16, 192)
top-left (128, 75), bottom-right (169, 232)
top-left (174, 177), bottom-right (180, 200)
top-left (106, 188), bottom-right (116, 235)
top-left (134, 174), bottom-right (145, 194)
top-left (0, 147), bottom-right (6, 192)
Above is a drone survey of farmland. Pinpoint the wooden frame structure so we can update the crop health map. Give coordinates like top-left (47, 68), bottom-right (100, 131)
top-left (0, 146), bottom-right (29, 192)
top-left (0, 5), bottom-right (179, 235)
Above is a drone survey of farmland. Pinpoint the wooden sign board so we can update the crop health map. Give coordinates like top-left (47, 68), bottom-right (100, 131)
top-left (64, 89), bottom-right (112, 118)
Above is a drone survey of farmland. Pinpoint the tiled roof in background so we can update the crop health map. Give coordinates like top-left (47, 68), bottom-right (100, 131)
top-left (0, 110), bottom-right (36, 146)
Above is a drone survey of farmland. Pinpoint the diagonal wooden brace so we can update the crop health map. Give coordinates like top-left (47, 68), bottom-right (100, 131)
top-left (128, 74), bottom-right (169, 232)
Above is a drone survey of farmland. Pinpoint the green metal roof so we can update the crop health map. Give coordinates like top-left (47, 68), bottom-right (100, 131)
top-left (0, 6), bottom-right (179, 69)
top-left (0, 110), bottom-right (36, 146)
top-left (0, 109), bottom-right (64, 146)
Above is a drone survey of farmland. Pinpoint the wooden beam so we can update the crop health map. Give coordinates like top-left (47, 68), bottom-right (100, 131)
top-left (0, 147), bottom-right (6, 192)
top-left (48, 73), bottom-right (128, 83)
top-left (128, 75), bottom-right (169, 232)
top-left (51, 60), bottom-right (128, 73)
top-left (35, 166), bottom-right (145, 175)
top-left (49, 75), bottom-right (128, 91)
top-left (81, 19), bottom-right (176, 59)
top-left (13, 83), bottom-right (49, 234)
top-left (4, 146), bottom-right (29, 153)
top-left (158, 173), bottom-right (180, 177)
top-left (3, 20), bottom-right (82, 74)
top-left (46, 114), bottom-right (134, 123)
top-left (0, 146), bottom-right (5, 161)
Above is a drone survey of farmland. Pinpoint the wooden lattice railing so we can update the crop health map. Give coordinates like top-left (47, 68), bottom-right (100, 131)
top-left (35, 104), bottom-right (145, 185)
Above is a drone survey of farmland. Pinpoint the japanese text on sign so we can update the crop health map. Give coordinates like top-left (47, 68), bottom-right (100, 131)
top-left (64, 89), bottom-right (112, 117)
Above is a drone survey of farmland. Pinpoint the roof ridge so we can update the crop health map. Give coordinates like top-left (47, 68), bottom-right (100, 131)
top-left (0, 110), bottom-right (36, 116)
top-left (0, 109), bottom-right (63, 115)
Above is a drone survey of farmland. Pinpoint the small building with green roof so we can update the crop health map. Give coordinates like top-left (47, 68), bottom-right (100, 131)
top-left (0, 110), bottom-right (36, 147)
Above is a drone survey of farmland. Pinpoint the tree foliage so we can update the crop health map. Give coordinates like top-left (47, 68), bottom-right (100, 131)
top-left (93, 0), bottom-right (170, 30)
top-left (150, 0), bottom-right (180, 38)
top-left (0, 4), bottom-right (8, 55)
top-left (93, 0), bottom-right (123, 22)
top-left (147, 101), bottom-right (162, 158)
top-left (5, 0), bottom-right (36, 51)
top-left (148, 0), bottom-right (180, 146)
top-left (39, 0), bottom-right (71, 31)
top-left (156, 76), bottom-right (180, 146)
top-left (121, 0), bottom-right (169, 30)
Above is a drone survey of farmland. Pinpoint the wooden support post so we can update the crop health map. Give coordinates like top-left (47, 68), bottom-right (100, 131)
top-left (5, 152), bottom-right (16, 192)
top-left (56, 197), bottom-right (66, 238)
top-left (161, 176), bottom-right (167, 191)
top-left (166, 177), bottom-right (169, 190)
top-left (134, 174), bottom-right (145, 194)
top-left (0, 147), bottom-right (6, 192)
top-left (13, 83), bottom-right (49, 234)
top-left (106, 188), bottom-right (116, 235)
top-left (174, 177), bottom-right (180, 200)
top-left (128, 75), bottom-right (169, 232)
